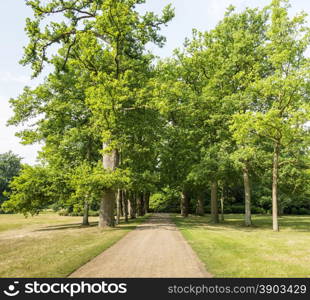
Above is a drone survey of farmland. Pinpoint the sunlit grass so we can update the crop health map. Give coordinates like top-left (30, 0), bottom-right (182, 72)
top-left (172, 214), bottom-right (310, 277)
top-left (0, 212), bottom-right (148, 277)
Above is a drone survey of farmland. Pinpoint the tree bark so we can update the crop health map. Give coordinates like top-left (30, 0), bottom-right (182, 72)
top-left (128, 192), bottom-right (137, 219)
top-left (272, 143), bottom-right (280, 232)
top-left (220, 188), bottom-right (224, 222)
top-left (82, 200), bottom-right (89, 226)
top-left (99, 143), bottom-right (119, 228)
top-left (99, 189), bottom-right (115, 227)
top-left (137, 192), bottom-right (145, 216)
top-left (180, 190), bottom-right (189, 217)
top-left (243, 163), bottom-right (252, 226)
top-left (196, 192), bottom-right (204, 216)
top-left (279, 203), bottom-right (284, 216)
top-left (116, 189), bottom-right (121, 225)
top-left (122, 190), bottom-right (128, 222)
top-left (210, 181), bottom-right (219, 223)
top-left (144, 192), bottom-right (150, 214)
top-left (119, 191), bottom-right (123, 217)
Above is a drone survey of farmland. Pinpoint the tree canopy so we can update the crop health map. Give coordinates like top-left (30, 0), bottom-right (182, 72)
top-left (3, 0), bottom-right (310, 231)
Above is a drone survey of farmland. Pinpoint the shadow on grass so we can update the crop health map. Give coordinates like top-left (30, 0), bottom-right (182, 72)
top-left (172, 214), bottom-right (310, 232)
top-left (35, 222), bottom-right (99, 231)
top-left (35, 216), bottom-right (149, 232)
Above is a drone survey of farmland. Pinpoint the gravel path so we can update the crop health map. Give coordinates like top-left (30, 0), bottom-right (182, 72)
top-left (69, 213), bottom-right (211, 278)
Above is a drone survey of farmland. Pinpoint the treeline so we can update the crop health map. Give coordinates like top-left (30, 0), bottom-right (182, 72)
top-left (2, 0), bottom-right (309, 231)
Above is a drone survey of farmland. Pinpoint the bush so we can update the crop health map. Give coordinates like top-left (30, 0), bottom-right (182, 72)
top-left (88, 210), bottom-right (99, 216)
top-left (204, 205), bottom-right (211, 213)
top-left (224, 206), bottom-right (232, 214)
top-left (58, 208), bottom-right (99, 217)
top-left (230, 205), bottom-right (245, 214)
top-left (251, 206), bottom-right (266, 214)
top-left (298, 208), bottom-right (309, 215)
top-left (49, 203), bottom-right (63, 212)
top-left (58, 209), bottom-right (69, 216)
top-left (291, 207), bottom-right (299, 215)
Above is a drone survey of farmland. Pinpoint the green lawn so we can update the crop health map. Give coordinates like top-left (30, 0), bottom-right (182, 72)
top-left (172, 214), bottom-right (310, 278)
top-left (0, 212), bottom-right (148, 277)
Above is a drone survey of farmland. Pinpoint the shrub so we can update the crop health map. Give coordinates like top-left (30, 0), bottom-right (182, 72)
top-left (231, 205), bottom-right (245, 214)
top-left (224, 206), bottom-right (232, 214)
top-left (298, 208), bottom-right (309, 215)
top-left (251, 206), bottom-right (266, 214)
top-left (88, 210), bottom-right (99, 216)
top-left (291, 207), bottom-right (298, 215)
top-left (58, 209), bottom-right (69, 216)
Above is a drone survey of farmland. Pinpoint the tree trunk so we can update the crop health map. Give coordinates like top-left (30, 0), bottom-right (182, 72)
top-left (142, 193), bottom-right (146, 215)
top-left (99, 189), bottom-right (115, 227)
top-left (220, 188), bottom-right (224, 222)
top-left (211, 181), bottom-right (219, 223)
top-left (99, 144), bottom-right (119, 228)
top-left (243, 164), bottom-right (252, 226)
top-left (180, 190), bottom-right (189, 217)
top-left (144, 192), bottom-right (150, 214)
top-left (137, 193), bottom-right (143, 216)
top-left (279, 203), bottom-right (284, 216)
top-left (128, 192), bottom-right (136, 219)
top-left (137, 192), bottom-right (144, 216)
top-left (82, 200), bottom-right (89, 226)
top-left (116, 189), bottom-right (121, 225)
top-left (119, 191), bottom-right (123, 217)
top-left (272, 143), bottom-right (280, 232)
top-left (196, 192), bottom-right (204, 216)
top-left (122, 190), bottom-right (128, 222)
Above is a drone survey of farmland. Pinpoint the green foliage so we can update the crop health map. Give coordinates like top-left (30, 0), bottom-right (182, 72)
top-left (0, 152), bottom-right (22, 208)
top-left (8, 0), bottom-right (175, 219)
top-left (2, 165), bottom-right (58, 216)
top-left (149, 189), bottom-right (180, 213)
top-left (6, 0), bottom-right (310, 221)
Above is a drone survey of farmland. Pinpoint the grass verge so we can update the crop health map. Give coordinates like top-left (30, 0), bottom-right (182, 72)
top-left (172, 214), bottom-right (310, 277)
top-left (0, 212), bottom-right (149, 277)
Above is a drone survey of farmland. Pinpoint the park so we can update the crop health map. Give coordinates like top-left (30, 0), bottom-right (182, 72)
top-left (0, 0), bottom-right (309, 279)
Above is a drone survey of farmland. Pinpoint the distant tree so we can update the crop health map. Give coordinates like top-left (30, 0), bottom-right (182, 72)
top-left (1, 165), bottom-right (57, 215)
top-left (0, 151), bottom-right (22, 209)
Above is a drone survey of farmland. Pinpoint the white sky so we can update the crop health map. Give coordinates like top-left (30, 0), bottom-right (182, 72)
top-left (1, 0), bottom-right (309, 165)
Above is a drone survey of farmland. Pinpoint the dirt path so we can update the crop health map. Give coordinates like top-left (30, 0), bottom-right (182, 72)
top-left (69, 213), bottom-right (211, 278)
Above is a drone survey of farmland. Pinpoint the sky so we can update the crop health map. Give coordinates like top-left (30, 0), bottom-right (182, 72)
top-left (1, 0), bottom-right (309, 165)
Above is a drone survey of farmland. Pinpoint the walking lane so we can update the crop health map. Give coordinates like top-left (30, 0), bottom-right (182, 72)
top-left (69, 213), bottom-right (211, 278)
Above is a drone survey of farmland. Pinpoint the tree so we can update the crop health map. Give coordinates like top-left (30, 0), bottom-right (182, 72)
top-left (163, 6), bottom-right (269, 223)
top-left (232, 0), bottom-right (310, 231)
top-left (155, 58), bottom-right (200, 217)
top-left (8, 55), bottom-right (102, 222)
top-left (2, 165), bottom-right (58, 215)
top-left (12, 0), bottom-right (174, 227)
top-left (0, 152), bottom-right (22, 209)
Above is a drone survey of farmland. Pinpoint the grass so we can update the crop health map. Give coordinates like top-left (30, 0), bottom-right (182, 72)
top-left (172, 214), bottom-right (310, 278)
top-left (0, 212), bottom-right (149, 277)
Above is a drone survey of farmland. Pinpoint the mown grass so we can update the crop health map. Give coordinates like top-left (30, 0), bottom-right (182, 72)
top-left (0, 212), bottom-right (149, 277)
top-left (172, 214), bottom-right (310, 278)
